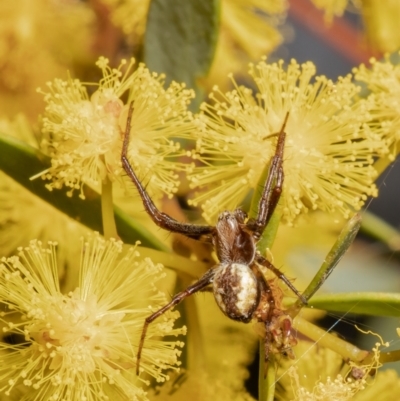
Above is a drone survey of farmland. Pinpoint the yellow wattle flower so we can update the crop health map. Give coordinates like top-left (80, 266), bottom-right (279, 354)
top-left (0, 0), bottom-right (94, 120)
top-left (310, 0), bottom-right (349, 22)
top-left (149, 371), bottom-right (256, 401)
top-left (0, 235), bottom-right (185, 400)
top-left (354, 55), bottom-right (400, 160)
top-left (99, 0), bottom-right (150, 38)
top-left (360, 0), bottom-right (400, 52)
top-left (275, 339), bottom-right (398, 401)
top-left (206, 0), bottom-right (287, 92)
top-left (38, 57), bottom-right (194, 199)
top-left (311, 0), bottom-right (400, 53)
top-left (0, 115), bottom-right (89, 286)
top-left (190, 58), bottom-right (384, 225)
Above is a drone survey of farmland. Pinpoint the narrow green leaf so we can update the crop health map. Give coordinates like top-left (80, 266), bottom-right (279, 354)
top-left (0, 133), bottom-right (170, 252)
top-left (308, 292), bottom-right (400, 317)
top-left (144, 0), bottom-right (220, 107)
top-left (296, 214), bottom-right (362, 306)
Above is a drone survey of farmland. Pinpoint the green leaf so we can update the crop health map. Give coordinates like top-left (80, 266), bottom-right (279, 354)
top-left (144, 0), bottom-right (220, 108)
top-left (308, 292), bottom-right (400, 317)
top-left (296, 214), bottom-right (362, 306)
top-left (0, 133), bottom-right (170, 252)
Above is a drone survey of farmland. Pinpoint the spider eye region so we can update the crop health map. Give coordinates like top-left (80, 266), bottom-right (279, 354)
top-left (212, 263), bottom-right (260, 323)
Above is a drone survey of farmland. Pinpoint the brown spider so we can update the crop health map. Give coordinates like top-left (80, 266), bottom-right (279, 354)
top-left (121, 103), bottom-right (307, 375)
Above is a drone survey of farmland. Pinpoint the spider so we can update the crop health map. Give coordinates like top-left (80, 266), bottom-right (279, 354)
top-left (121, 103), bottom-right (308, 375)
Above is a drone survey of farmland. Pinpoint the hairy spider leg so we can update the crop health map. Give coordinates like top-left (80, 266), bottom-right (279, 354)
top-left (250, 113), bottom-right (289, 240)
top-left (247, 113), bottom-right (307, 304)
top-left (136, 269), bottom-right (215, 375)
top-left (255, 254), bottom-right (307, 305)
top-left (121, 102), bottom-right (214, 241)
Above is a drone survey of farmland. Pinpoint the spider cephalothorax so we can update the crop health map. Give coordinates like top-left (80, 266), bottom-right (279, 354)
top-left (121, 103), bottom-right (306, 374)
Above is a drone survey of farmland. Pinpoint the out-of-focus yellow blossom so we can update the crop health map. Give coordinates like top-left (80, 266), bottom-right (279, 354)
top-left (354, 56), bottom-right (400, 160)
top-left (100, 0), bottom-right (150, 38)
top-left (312, 0), bottom-right (400, 53)
top-left (0, 235), bottom-right (185, 400)
top-left (0, 114), bottom-right (37, 147)
top-left (360, 0), bottom-right (400, 53)
top-left (38, 57), bottom-right (195, 199)
top-left (220, 0), bottom-right (286, 60)
top-left (196, 293), bottom-right (257, 387)
top-left (0, 0), bottom-right (94, 120)
top-left (207, 0), bottom-right (287, 92)
top-left (310, 0), bottom-right (349, 22)
top-left (275, 339), bottom-right (396, 401)
top-left (146, 293), bottom-right (256, 400)
top-left (190, 58), bottom-right (384, 225)
top-left (352, 369), bottom-right (400, 401)
top-left (149, 371), bottom-right (255, 401)
top-left (0, 174), bottom-right (87, 289)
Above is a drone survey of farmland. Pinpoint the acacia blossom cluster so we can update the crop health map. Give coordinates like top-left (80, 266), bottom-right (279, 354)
top-left (189, 58), bottom-right (386, 225)
top-left (354, 55), bottom-right (400, 160)
top-left (0, 235), bottom-right (185, 400)
top-left (38, 57), bottom-right (195, 199)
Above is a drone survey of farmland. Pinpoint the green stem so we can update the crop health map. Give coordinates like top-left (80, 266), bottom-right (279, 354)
top-left (361, 210), bottom-right (400, 251)
top-left (379, 350), bottom-right (400, 364)
top-left (137, 247), bottom-right (208, 278)
top-left (293, 317), bottom-right (369, 363)
top-left (248, 156), bottom-right (285, 399)
top-left (101, 177), bottom-right (118, 239)
top-left (258, 342), bottom-right (276, 401)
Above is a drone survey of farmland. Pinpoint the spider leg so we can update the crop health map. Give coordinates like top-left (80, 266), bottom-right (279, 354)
top-left (121, 102), bottom-right (214, 241)
top-left (256, 254), bottom-right (307, 305)
top-left (136, 268), bottom-right (215, 375)
top-left (250, 113), bottom-right (288, 240)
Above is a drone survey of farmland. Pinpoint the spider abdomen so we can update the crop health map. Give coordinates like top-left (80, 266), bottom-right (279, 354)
top-left (212, 263), bottom-right (260, 323)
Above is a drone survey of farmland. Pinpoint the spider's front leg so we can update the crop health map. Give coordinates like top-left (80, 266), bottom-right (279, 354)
top-left (136, 268), bottom-right (215, 375)
top-left (248, 113), bottom-right (307, 304)
top-left (121, 102), bottom-right (214, 241)
top-left (248, 113), bottom-right (289, 240)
